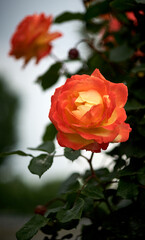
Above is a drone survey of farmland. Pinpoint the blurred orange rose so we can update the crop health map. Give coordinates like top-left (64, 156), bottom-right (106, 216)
top-left (49, 69), bottom-right (131, 153)
top-left (101, 14), bottom-right (121, 33)
top-left (9, 13), bottom-right (62, 66)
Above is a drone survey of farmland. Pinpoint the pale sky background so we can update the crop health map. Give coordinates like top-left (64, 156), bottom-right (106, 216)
top-left (0, 0), bottom-right (115, 186)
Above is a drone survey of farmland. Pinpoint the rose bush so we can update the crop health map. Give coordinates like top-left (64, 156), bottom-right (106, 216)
top-left (49, 69), bottom-right (131, 152)
top-left (9, 13), bottom-right (62, 65)
top-left (5, 1), bottom-right (145, 239)
top-left (102, 11), bottom-right (145, 51)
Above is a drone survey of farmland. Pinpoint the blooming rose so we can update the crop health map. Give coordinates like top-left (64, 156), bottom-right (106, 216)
top-left (9, 13), bottom-right (62, 65)
top-left (49, 69), bottom-right (131, 153)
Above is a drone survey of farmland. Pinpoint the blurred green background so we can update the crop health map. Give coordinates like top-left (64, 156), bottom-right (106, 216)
top-left (0, 75), bottom-right (62, 215)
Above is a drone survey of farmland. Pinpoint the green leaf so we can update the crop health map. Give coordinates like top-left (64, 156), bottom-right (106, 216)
top-left (83, 53), bottom-right (115, 79)
top-left (117, 178), bottom-right (139, 199)
top-left (125, 99), bottom-right (145, 111)
top-left (131, 64), bottom-right (145, 73)
top-left (85, 1), bottom-right (110, 20)
top-left (86, 21), bottom-right (105, 33)
top-left (137, 118), bottom-right (145, 137)
top-left (119, 166), bottom-right (138, 177)
top-left (57, 198), bottom-right (84, 223)
top-left (110, 0), bottom-right (136, 11)
top-left (59, 173), bottom-right (80, 194)
top-left (0, 150), bottom-right (33, 158)
top-left (29, 141), bottom-right (55, 154)
top-left (137, 167), bottom-right (145, 185)
top-left (16, 215), bottom-right (48, 240)
top-left (109, 43), bottom-right (134, 62)
top-left (64, 148), bottom-right (80, 161)
top-left (37, 62), bottom-right (62, 90)
top-left (28, 154), bottom-right (53, 177)
top-left (121, 141), bottom-right (145, 158)
top-left (45, 206), bottom-right (63, 218)
top-left (43, 123), bottom-right (57, 142)
top-left (135, 0), bottom-right (145, 3)
top-left (82, 185), bottom-right (104, 200)
top-left (54, 12), bottom-right (84, 23)
top-left (94, 168), bottom-right (110, 182)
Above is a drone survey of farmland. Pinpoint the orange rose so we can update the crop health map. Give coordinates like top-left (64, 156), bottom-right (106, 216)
top-left (101, 14), bottom-right (121, 33)
top-left (49, 69), bottom-right (131, 153)
top-left (9, 13), bottom-right (62, 66)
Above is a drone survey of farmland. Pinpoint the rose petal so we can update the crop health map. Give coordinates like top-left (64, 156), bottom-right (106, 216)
top-left (113, 123), bottom-right (132, 143)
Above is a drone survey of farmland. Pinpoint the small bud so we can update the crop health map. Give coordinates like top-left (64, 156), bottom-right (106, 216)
top-left (68, 48), bottom-right (79, 59)
top-left (138, 72), bottom-right (145, 78)
top-left (34, 205), bottom-right (47, 215)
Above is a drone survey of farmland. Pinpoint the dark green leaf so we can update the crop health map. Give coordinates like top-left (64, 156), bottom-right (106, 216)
top-left (137, 167), bottom-right (145, 185)
top-left (83, 53), bottom-right (115, 79)
top-left (54, 12), bottom-right (84, 23)
top-left (131, 64), bottom-right (145, 73)
top-left (116, 12), bottom-right (131, 24)
top-left (16, 215), bottom-right (48, 240)
top-left (110, 0), bottom-right (136, 11)
top-left (121, 141), bottom-right (145, 158)
top-left (85, 1), bottom-right (110, 20)
top-left (28, 154), bottom-right (53, 177)
top-left (135, 0), bottom-right (145, 3)
top-left (0, 150), bottom-right (33, 158)
top-left (43, 123), bottom-right (57, 142)
top-left (125, 99), bottom-right (145, 111)
top-left (94, 168), bottom-right (110, 182)
top-left (117, 199), bottom-right (132, 209)
top-left (137, 118), bottom-right (145, 137)
top-left (117, 179), bottom-right (139, 199)
top-left (82, 185), bottom-right (104, 200)
top-left (109, 43), bottom-right (134, 62)
top-left (64, 148), bottom-right (80, 161)
top-left (45, 206), bottom-right (63, 218)
top-left (57, 198), bottom-right (84, 223)
top-left (119, 166), bottom-right (138, 177)
top-left (37, 62), bottom-right (62, 90)
top-left (29, 141), bottom-right (55, 153)
top-left (59, 173), bottom-right (80, 194)
top-left (86, 21), bottom-right (105, 33)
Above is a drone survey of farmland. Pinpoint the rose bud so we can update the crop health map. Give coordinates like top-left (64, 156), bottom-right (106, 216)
top-left (68, 48), bottom-right (79, 59)
top-left (34, 205), bottom-right (47, 215)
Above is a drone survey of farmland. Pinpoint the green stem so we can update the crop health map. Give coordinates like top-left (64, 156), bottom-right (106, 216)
top-left (50, 53), bottom-right (69, 76)
top-left (54, 154), bottom-right (64, 158)
top-left (85, 152), bottom-right (113, 213)
top-left (80, 154), bottom-right (89, 161)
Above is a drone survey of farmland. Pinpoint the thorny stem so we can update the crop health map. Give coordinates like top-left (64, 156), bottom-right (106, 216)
top-left (75, 175), bottom-right (93, 203)
top-left (75, 38), bottom-right (107, 59)
top-left (87, 152), bottom-right (101, 183)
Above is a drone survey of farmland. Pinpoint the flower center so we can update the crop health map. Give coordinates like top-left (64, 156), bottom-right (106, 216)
top-left (72, 90), bottom-right (102, 119)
